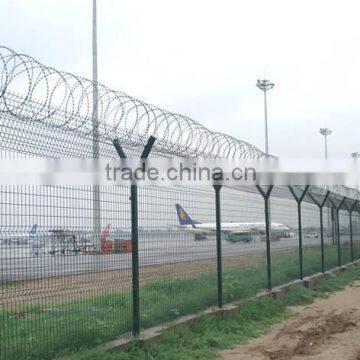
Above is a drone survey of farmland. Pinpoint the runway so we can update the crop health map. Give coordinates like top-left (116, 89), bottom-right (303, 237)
top-left (0, 231), bottom-right (332, 283)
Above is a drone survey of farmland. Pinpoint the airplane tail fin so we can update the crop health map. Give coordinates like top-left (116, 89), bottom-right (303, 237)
top-left (175, 204), bottom-right (200, 227)
top-left (101, 224), bottom-right (111, 240)
top-left (29, 224), bottom-right (37, 235)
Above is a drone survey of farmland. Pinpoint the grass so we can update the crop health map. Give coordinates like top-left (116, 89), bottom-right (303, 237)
top-left (63, 296), bottom-right (288, 360)
top-left (280, 286), bottom-right (314, 306)
top-left (0, 244), bottom-right (358, 359)
top-left (64, 263), bottom-right (360, 360)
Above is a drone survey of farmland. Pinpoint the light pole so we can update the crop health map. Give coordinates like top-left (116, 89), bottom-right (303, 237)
top-left (351, 152), bottom-right (360, 194)
top-left (256, 79), bottom-right (275, 157)
top-left (319, 128), bottom-right (332, 159)
top-left (256, 79), bottom-right (274, 237)
top-left (92, 0), bottom-right (101, 250)
top-left (92, 0), bottom-right (99, 156)
top-left (319, 128), bottom-right (332, 241)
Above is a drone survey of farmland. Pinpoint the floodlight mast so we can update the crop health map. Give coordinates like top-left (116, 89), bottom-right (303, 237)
top-left (319, 128), bottom-right (332, 159)
top-left (256, 79), bottom-right (275, 157)
top-left (319, 127), bottom-right (332, 238)
top-left (92, 0), bottom-right (101, 249)
top-left (352, 152), bottom-right (360, 194)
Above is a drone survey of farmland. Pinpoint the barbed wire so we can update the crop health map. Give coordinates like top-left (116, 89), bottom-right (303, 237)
top-left (0, 46), bottom-right (265, 159)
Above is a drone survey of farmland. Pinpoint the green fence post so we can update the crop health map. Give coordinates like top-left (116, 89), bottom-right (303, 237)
top-left (297, 201), bottom-right (304, 278)
top-left (320, 193), bottom-right (331, 272)
top-left (349, 209), bottom-right (353, 262)
top-left (213, 184), bottom-right (223, 308)
top-left (336, 209), bottom-right (341, 266)
top-left (329, 197), bottom-right (346, 268)
top-left (319, 206), bottom-right (325, 271)
top-left (308, 191), bottom-right (330, 273)
top-left (356, 210), bottom-right (359, 260)
top-left (348, 200), bottom-right (357, 263)
top-left (113, 136), bottom-right (156, 337)
top-left (332, 207), bottom-right (337, 245)
top-left (130, 184), bottom-right (140, 335)
top-left (256, 185), bottom-right (273, 291)
top-left (289, 186), bottom-right (309, 280)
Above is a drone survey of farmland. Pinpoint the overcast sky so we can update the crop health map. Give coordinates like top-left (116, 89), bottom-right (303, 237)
top-left (1, 0), bottom-right (359, 158)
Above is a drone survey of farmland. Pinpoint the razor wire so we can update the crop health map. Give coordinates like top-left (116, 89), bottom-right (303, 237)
top-left (0, 46), bottom-right (265, 159)
top-left (0, 46), bottom-right (359, 205)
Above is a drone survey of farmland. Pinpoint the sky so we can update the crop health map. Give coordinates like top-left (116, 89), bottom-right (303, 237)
top-left (1, 0), bottom-right (359, 158)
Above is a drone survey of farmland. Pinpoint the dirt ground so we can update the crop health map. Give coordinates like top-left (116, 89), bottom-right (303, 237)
top-left (221, 282), bottom-right (360, 360)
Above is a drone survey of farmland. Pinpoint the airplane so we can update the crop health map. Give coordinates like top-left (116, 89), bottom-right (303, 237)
top-left (175, 203), bottom-right (291, 242)
top-left (0, 224), bottom-right (38, 245)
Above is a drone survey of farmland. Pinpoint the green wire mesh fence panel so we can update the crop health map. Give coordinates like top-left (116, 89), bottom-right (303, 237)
top-left (322, 206), bottom-right (336, 271)
top-left (137, 186), bottom-right (217, 330)
top-left (322, 205), bottom-right (338, 271)
top-left (0, 185), bottom-right (133, 359)
top-left (270, 188), bottom-right (300, 285)
top-left (301, 202), bottom-right (325, 276)
top-left (221, 187), bottom-right (267, 302)
top-left (339, 209), bottom-right (351, 265)
top-left (354, 212), bottom-right (360, 260)
top-left (1, 45), bottom-right (360, 360)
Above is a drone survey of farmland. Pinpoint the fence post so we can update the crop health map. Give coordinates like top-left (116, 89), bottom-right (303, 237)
top-left (347, 200), bottom-right (357, 263)
top-left (329, 197), bottom-right (346, 267)
top-left (319, 206), bottom-right (325, 271)
top-left (256, 185), bottom-right (273, 291)
top-left (338, 197), bottom-right (346, 267)
top-left (130, 184), bottom-right (140, 335)
top-left (213, 184), bottom-right (223, 308)
top-left (336, 209), bottom-right (341, 266)
top-left (320, 193), bottom-right (331, 272)
top-left (356, 209), bottom-right (360, 260)
top-left (349, 208), bottom-right (353, 262)
top-left (331, 207), bottom-right (337, 245)
top-left (297, 202), bottom-right (304, 278)
top-left (289, 186), bottom-right (309, 280)
top-left (308, 191), bottom-right (330, 273)
top-left (113, 136), bottom-right (156, 337)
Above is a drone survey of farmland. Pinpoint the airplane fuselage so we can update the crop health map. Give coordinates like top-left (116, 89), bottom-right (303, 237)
top-left (178, 222), bottom-right (290, 234)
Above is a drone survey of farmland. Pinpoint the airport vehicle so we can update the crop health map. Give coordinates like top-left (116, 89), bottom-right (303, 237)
top-left (30, 224), bottom-right (118, 255)
top-left (305, 232), bottom-right (319, 238)
top-left (31, 229), bottom-right (81, 255)
top-left (100, 224), bottom-right (132, 254)
top-left (175, 203), bottom-right (290, 241)
top-left (30, 224), bottom-right (132, 255)
top-left (227, 232), bottom-right (252, 243)
top-left (29, 226), bottom-right (118, 255)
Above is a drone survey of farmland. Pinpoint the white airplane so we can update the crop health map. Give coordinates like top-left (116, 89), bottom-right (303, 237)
top-left (175, 204), bottom-right (290, 241)
top-left (0, 224), bottom-right (38, 245)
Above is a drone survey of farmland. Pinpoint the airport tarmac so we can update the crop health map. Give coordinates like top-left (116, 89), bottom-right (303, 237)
top-left (0, 233), bottom-right (333, 283)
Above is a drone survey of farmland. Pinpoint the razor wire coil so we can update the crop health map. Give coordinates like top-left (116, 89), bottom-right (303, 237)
top-left (0, 46), bottom-right (265, 159)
